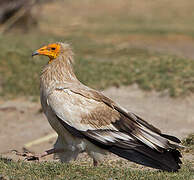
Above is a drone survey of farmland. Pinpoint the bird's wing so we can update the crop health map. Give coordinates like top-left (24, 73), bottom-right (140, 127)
top-left (47, 83), bottom-right (181, 152)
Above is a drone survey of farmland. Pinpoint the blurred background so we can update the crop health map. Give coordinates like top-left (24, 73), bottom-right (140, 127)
top-left (0, 0), bottom-right (193, 171)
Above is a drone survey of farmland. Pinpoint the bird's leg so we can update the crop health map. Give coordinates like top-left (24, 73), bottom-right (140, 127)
top-left (40, 148), bottom-right (64, 158)
top-left (13, 148), bottom-right (64, 161)
top-left (93, 159), bottom-right (98, 166)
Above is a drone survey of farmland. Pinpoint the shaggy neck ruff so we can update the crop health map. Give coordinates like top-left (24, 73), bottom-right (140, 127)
top-left (40, 54), bottom-right (79, 89)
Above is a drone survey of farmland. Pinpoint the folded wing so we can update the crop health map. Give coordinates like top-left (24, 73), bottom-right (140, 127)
top-left (47, 84), bottom-right (182, 171)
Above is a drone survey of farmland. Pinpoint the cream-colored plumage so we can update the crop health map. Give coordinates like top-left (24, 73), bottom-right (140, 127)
top-left (39, 43), bottom-right (108, 164)
top-left (32, 42), bottom-right (182, 171)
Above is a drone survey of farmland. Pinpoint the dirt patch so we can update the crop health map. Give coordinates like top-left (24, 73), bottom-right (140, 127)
top-left (0, 99), bottom-right (55, 155)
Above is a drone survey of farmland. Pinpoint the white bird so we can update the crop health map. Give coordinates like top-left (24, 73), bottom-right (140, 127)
top-left (22, 42), bottom-right (182, 172)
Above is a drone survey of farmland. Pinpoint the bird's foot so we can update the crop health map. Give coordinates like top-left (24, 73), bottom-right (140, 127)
top-left (93, 159), bottom-right (98, 166)
top-left (12, 150), bottom-right (40, 161)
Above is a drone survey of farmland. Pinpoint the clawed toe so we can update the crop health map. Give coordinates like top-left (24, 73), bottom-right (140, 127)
top-left (12, 150), bottom-right (40, 161)
top-left (25, 155), bottom-right (39, 161)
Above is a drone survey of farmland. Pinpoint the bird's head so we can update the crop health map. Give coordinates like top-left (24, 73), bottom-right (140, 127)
top-left (32, 42), bottom-right (73, 64)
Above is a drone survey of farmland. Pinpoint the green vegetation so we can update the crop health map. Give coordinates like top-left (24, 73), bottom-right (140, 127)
top-left (1, 1), bottom-right (194, 99)
top-left (182, 134), bottom-right (194, 153)
top-left (0, 157), bottom-right (193, 180)
top-left (183, 134), bottom-right (194, 147)
top-left (1, 33), bottom-right (194, 98)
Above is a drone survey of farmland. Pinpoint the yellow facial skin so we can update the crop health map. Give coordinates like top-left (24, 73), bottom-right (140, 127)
top-left (32, 43), bottom-right (60, 63)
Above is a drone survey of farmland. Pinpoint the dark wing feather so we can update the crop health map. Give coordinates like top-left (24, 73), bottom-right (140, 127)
top-left (109, 146), bottom-right (181, 172)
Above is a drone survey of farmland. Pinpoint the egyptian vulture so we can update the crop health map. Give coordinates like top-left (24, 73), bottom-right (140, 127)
top-left (22, 42), bottom-right (182, 172)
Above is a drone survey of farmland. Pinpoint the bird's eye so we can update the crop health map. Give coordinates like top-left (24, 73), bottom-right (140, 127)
top-left (51, 47), bottom-right (56, 50)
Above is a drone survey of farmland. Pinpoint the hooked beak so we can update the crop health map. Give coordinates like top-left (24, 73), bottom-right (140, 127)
top-left (32, 51), bottom-right (39, 57)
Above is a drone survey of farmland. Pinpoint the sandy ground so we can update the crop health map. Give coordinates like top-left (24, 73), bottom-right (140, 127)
top-left (0, 84), bottom-right (193, 166)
